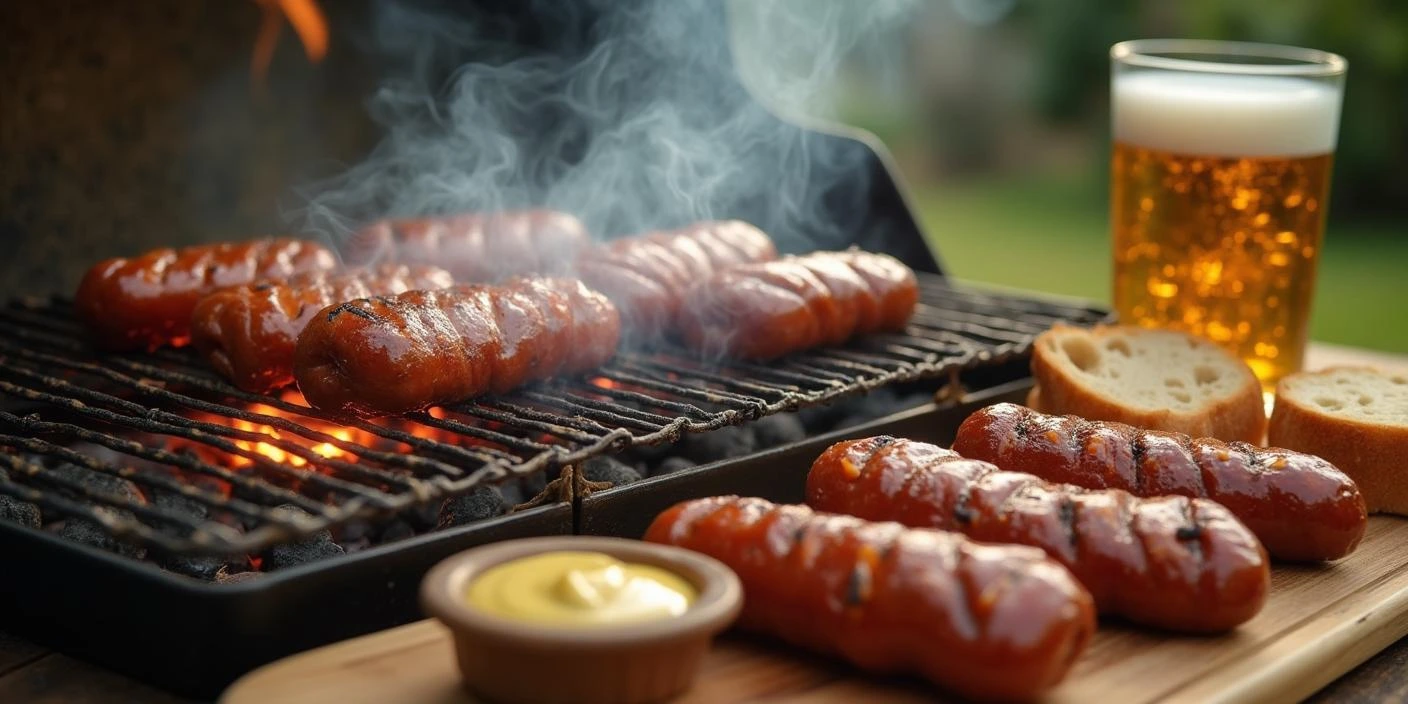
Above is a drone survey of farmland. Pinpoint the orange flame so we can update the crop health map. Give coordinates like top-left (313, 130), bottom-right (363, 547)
top-left (591, 377), bottom-right (617, 390)
top-left (252, 0), bottom-right (329, 90)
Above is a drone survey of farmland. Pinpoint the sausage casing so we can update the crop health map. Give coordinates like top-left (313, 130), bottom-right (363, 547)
top-left (75, 239), bottom-right (338, 351)
top-left (345, 210), bottom-right (590, 282)
top-left (190, 264), bottom-right (454, 393)
top-left (676, 249), bottom-right (919, 359)
top-left (807, 436), bottom-right (1269, 631)
top-left (644, 495), bottom-right (1095, 702)
top-left (952, 402), bottom-right (1368, 562)
top-left (574, 220), bottom-right (777, 332)
top-left (293, 278), bottom-right (620, 416)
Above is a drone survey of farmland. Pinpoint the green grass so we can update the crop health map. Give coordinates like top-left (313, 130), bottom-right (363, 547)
top-left (910, 178), bottom-right (1408, 354)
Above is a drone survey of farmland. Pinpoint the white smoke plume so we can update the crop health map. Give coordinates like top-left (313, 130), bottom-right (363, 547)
top-left (298, 0), bottom-right (919, 252)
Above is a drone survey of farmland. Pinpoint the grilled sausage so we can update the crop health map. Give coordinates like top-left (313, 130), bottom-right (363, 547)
top-left (645, 496), bottom-right (1094, 702)
top-left (75, 239), bottom-right (338, 351)
top-left (190, 264), bottom-right (455, 393)
top-left (807, 436), bottom-right (1269, 631)
top-left (574, 220), bottom-right (777, 332)
top-left (345, 210), bottom-right (590, 281)
top-left (676, 249), bottom-right (919, 359)
top-left (293, 278), bottom-right (620, 416)
top-left (952, 402), bottom-right (1368, 562)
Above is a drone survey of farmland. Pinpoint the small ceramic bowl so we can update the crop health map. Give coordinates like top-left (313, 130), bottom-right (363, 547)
top-left (420, 536), bottom-right (742, 704)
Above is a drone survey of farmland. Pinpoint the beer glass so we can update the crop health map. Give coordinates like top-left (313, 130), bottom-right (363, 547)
top-left (1109, 40), bottom-right (1346, 389)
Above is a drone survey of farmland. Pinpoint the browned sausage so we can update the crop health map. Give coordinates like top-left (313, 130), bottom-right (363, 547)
top-left (952, 402), bottom-right (1368, 562)
top-left (675, 249), bottom-right (919, 359)
top-left (574, 220), bottom-right (777, 331)
top-left (293, 278), bottom-right (619, 416)
top-left (75, 239), bottom-right (338, 351)
top-left (644, 496), bottom-right (1095, 702)
top-left (807, 436), bottom-right (1269, 632)
top-left (344, 210), bottom-right (590, 281)
top-left (190, 264), bottom-right (454, 393)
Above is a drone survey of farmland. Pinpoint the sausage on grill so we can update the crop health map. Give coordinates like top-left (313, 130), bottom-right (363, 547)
top-left (807, 436), bottom-right (1269, 632)
top-left (644, 496), bottom-right (1095, 702)
top-left (675, 249), bottom-right (919, 359)
top-left (952, 403), bottom-right (1368, 562)
top-left (344, 210), bottom-right (590, 282)
top-left (574, 220), bottom-right (777, 331)
top-left (190, 264), bottom-right (455, 393)
top-left (293, 278), bottom-right (620, 416)
top-left (75, 239), bottom-right (338, 351)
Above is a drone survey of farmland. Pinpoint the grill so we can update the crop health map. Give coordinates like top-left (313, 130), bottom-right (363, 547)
top-left (0, 275), bottom-right (1107, 558)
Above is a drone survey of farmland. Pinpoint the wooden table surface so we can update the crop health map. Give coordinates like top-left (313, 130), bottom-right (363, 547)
top-left (2, 342), bottom-right (1405, 703)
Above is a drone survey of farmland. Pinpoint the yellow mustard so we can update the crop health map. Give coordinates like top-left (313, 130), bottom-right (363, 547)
top-left (465, 551), bottom-right (697, 627)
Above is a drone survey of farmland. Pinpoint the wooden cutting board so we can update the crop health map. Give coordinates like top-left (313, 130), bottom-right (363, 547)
top-left (222, 516), bottom-right (1408, 704)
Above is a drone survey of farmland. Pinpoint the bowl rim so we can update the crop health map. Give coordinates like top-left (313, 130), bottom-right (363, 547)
top-left (420, 535), bottom-right (742, 647)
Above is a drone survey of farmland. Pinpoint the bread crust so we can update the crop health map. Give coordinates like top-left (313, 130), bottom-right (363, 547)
top-left (1269, 366), bottom-right (1408, 516)
top-left (1029, 324), bottom-right (1267, 443)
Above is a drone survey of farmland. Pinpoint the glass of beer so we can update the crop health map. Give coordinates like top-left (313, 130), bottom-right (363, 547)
top-left (1110, 40), bottom-right (1346, 389)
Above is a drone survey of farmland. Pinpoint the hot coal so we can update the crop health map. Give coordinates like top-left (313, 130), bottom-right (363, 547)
top-left (436, 486), bottom-right (507, 529)
top-left (651, 456), bottom-right (696, 477)
top-left (379, 519), bottom-right (416, 544)
top-left (0, 469), bottom-right (41, 529)
top-left (164, 554), bottom-right (228, 580)
top-left (54, 515), bottom-right (147, 559)
top-left (680, 425), bottom-right (758, 464)
top-left (752, 413), bottom-right (807, 448)
top-left (581, 456), bottom-right (642, 487)
top-left (40, 463), bottom-right (149, 558)
top-left (260, 505), bottom-right (344, 571)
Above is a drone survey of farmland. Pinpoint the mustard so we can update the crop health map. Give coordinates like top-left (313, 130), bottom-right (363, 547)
top-left (466, 551), bottom-right (697, 627)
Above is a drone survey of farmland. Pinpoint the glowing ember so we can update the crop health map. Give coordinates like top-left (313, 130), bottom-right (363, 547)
top-left (591, 377), bottom-right (616, 390)
top-left (251, 0), bottom-right (329, 89)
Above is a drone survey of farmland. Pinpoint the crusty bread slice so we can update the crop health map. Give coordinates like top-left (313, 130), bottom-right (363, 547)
top-left (1269, 366), bottom-right (1408, 516)
top-left (1029, 324), bottom-right (1267, 443)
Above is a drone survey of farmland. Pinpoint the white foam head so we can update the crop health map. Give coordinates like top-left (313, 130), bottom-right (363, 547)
top-left (1113, 71), bottom-right (1342, 158)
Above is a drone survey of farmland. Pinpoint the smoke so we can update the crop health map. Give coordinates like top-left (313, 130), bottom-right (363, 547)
top-left (298, 0), bottom-right (919, 252)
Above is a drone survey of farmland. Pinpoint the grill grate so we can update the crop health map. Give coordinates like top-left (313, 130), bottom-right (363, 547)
top-left (0, 275), bottom-right (1110, 556)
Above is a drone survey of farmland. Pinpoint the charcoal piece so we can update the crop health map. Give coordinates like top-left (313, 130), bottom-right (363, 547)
top-left (651, 457), bottom-right (697, 477)
top-left (581, 456), bottom-right (643, 488)
top-left (680, 425), bottom-right (758, 464)
top-left (752, 413), bottom-right (807, 449)
top-left (149, 489), bottom-right (209, 521)
top-left (797, 402), bottom-right (849, 432)
top-left (623, 441), bottom-right (678, 463)
top-left (261, 504), bottom-right (345, 571)
top-left (163, 555), bottom-right (227, 580)
top-left (214, 566), bottom-right (263, 584)
top-left (436, 486), bottom-right (508, 529)
top-left (406, 502), bottom-right (441, 531)
top-left (45, 463), bottom-right (146, 502)
top-left (496, 482), bottom-right (524, 507)
top-left (0, 468), bottom-right (41, 528)
top-left (334, 519), bottom-right (375, 545)
top-left (380, 520), bottom-right (416, 543)
top-left (55, 515), bottom-right (147, 559)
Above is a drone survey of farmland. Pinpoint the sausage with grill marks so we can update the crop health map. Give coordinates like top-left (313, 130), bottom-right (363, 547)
top-left (807, 436), bottom-right (1269, 631)
top-left (292, 278), bottom-right (619, 416)
top-left (952, 402), bottom-right (1368, 562)
top-left (190, 264), bottom-right (455, 393)
top-left (75, 239), bottom-right (338, 351)
top-left (644, 496), bottom-right (1095, 702)
top-left (574, 220), bottom-right (777, 332)
top-left (345, 210), bottom-right (591, 282)
top-left (676, 249), bottom-right (919, 360)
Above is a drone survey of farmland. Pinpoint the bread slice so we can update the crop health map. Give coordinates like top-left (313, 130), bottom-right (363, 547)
top-left (1028, 324), bottom-right (1267, 443)
top-left (1269, 366), bottom-right (1408, 515)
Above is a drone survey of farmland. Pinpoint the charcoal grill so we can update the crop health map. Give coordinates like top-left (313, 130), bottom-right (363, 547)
top-left (0, 1), bottom-right (1113, 699)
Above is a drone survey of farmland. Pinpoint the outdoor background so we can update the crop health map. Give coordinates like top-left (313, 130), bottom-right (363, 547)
top-left (790, 0), bottom-right (1407, 353)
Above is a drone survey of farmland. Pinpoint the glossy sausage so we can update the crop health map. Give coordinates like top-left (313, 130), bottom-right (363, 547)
top-left (293, 278), bottom-right (619, 416)
top-left (574, 220), bottom-right (777, 332)
top-left (644, 495), bottom-right (1095, 702)
top-left (344, 210), bottom-right (589, 282)
top-left (952, 402), bottom-right (1367, 562)
top-left (75, 239), bottom-right (338, 351)
top-left (676, 249), bottom-right (919, 359)
top-left (807, 436), bottom-right (1269, 631)
top-left (190, 264), bottom-right (454, 393)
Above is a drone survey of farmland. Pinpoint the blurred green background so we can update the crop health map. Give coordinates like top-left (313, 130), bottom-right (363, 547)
top-left (811, 1), bottom-right (1408, 353)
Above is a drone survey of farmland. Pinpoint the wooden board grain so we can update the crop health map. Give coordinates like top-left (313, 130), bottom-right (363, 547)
top-left (222, 516), bottom-right (1408, 704)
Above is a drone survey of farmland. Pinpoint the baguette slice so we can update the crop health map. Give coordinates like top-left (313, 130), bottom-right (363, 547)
top-left (1029, 324), bottom-right (1267, 443)
top-left (1269, 366), bottom-right (1408, 515)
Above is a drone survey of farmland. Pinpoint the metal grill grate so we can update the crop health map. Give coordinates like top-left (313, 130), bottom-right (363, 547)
top-left (0, 275), bottom-right (1110, 556)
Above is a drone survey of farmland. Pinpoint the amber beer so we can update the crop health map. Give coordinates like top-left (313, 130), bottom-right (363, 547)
top-left (1110, 47), bottom-right (1345, 389)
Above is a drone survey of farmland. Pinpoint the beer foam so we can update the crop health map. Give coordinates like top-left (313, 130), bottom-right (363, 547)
top-left (1113, 71), bottom-right (1341, 157)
